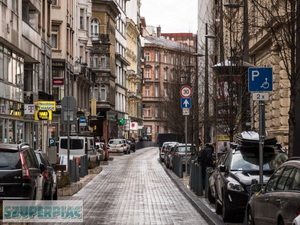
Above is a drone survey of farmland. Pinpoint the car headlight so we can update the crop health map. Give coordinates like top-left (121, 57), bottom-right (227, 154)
top-left (227, 181), bottom-right (245, 192)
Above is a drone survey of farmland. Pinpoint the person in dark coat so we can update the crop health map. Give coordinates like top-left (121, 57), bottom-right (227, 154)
top-left (197, 143), bottom-right (215, 188)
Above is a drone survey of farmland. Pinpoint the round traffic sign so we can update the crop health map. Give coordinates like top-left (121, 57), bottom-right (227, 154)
top-left (180, 86), bottom-right (193, 98)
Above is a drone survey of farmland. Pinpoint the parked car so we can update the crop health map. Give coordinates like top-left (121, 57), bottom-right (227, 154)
top-left (169, 143), bottom-right (197, 170)
top-left (209, 131), bottom-right (288, 223)
top-left (0, 143), bottom-right (44, 200)
top-left (246, 158), bottom-right (300, 225)
top-left (126, 139), bottom-right (136, 152)
top-left (95, 142), bottom-right (109, 160)
top-left (35, 150), bottom-right (58, 200)
top-left (159, 142), bottom-right (178, 162)
top-left (107, 139), bottom-right (130, 154)
top-left (164, 143), bottom-right (178, 168)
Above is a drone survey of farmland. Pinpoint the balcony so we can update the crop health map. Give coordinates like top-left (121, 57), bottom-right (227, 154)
top-left (91, 34), bottom-right (110, 44)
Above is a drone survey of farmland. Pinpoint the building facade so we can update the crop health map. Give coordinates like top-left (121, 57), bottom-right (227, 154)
top-left (91, 0), bottom-right (119, 142)
top-left (0, 0), bottom-right (52, 151)
top-left (142, 29), bottom-right (196, 141)
top-left (126, 0), bottom-right (143, 139)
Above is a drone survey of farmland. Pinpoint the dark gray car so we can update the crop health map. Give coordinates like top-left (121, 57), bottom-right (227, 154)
top-left (247, 159), bottom-right (300, 225)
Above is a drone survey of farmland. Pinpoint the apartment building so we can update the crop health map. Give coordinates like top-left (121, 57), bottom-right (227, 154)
top-left (91, 0), bottom-right (119, 141)
top-left (142, 29), bottom-right (196, 141)
top-left (126, 0), bottom-right (143, 139)
top-left (0, 0), bottom-right (52, 150)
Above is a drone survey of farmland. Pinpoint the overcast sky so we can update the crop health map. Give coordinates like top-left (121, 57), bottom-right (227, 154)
top-left (140, 0), bottom-right (198, 34)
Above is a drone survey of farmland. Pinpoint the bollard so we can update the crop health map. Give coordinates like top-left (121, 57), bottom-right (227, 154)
top-left (79, 156), bottom-right (85, 177)
top-left (196, 164), bottom-right (203, 196)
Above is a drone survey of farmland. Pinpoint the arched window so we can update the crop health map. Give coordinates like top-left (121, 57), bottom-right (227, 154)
top-left (91, 19), bottom-right (99, 39)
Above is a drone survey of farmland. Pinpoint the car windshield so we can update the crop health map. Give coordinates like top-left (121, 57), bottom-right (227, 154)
top-left (230, 147), bottom-right (287, 171)
top-left (176, 146), bottom-right (196, 153)
top-left (109, 140), bottom-right (122, 144)
top-left (61, 139), bottom-right (84, 149)
top-left (0, 150), bottom-right (21, 170)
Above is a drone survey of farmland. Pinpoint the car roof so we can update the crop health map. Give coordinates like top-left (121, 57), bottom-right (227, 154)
top-left (0, 143), bottom-right (29, 151)
top-left (281, 159), bottom-right (300, 168)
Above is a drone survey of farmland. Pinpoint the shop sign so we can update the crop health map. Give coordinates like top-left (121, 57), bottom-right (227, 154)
top-left (36, 101), bottom-right (56, 111)
top-left (24, 104), bottom-right (35, 115)
top-left (34, 110), bottom-right (53, 121)
top-left (53, 78), bottom-right (64, 87)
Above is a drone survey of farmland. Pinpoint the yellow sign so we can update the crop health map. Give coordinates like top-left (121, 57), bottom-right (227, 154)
top-left (36, 101), bottom-right (56, 111)
top-left (216, 135), bottom-right (230, 141)
top-left (34, 110), bottom-right (53, 121)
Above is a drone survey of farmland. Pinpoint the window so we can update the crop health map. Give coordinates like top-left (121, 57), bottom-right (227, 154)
top-left (265, 167), bottom-right (284, 193)
top-left (164, 69), bottom-right (167, 80)
top-left (143, 108), bottom-right (151, 117)
top-left (155, 53), bottom-right (159, 62)
top-left (145, 69), bottom-right (150, 78)
top-left (155, 86), bottom-right (159, 97)
top-left (80, 9), bottom-right (84, 29)
top-left (164, 55), bottom-right (167, 63)
top-left (155, 68), bottom-right (159, 79)
top-left (171, 57), bottom-right (174, 64)
top-left (51, 25), bottom-right (59, 49)
top-left (100, 57), bottom-right (106, 68)
top-left (100, 86), bottom-right (106, 101)
top-left (290, 169), bottom-right (300, 190)
top-left (145, 53), bottom-right (150, 61)
top-left (91, 19), bottom-right (99, 37)
top-left (276, 166), bottom-right (293, 191)
top-left (145, 86), bottom-right (150, 96)
top-left (52, 0), bottom-right (58, 6)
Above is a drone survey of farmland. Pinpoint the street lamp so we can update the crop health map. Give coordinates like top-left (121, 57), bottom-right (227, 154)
top-left (204, 23), bottom-right (216, 144)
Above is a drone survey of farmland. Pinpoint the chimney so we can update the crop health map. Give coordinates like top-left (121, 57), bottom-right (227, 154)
top-left (157, 26), bottom-right (161, 37)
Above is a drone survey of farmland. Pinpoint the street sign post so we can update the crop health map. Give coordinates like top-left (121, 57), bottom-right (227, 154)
top-left (248, 67), bottom-right (273, 188)
top-left (179, 85), bottom-right (193, 176)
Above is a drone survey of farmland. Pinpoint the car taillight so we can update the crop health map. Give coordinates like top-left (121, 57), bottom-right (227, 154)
top-left (20, 152), bottom-right (31, 179)
top-left (162, 148), bottom-right (165, 153)
top-left (42, 170), bottom-right (49, 180)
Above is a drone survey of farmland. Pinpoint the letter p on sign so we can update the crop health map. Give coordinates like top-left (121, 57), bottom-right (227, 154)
top-left (251, 70), bottom-right (259, 81)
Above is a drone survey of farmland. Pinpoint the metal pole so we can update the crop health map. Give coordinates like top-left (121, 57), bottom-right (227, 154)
top-left (185, 115), bottom-right (188, 176)
top-left (204, 23), bottom-right (209, 143)
top-left (67, 98), bottom-right (70, 174)
top-left (259, 101), bottom-right (265, 187)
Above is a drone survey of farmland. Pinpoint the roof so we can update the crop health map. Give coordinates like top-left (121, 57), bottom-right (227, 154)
top-left (144, 36), bottom-right (195, 53)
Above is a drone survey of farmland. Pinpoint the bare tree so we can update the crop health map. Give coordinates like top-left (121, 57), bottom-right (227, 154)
top-left (247, 0), bottom-right (300, 156)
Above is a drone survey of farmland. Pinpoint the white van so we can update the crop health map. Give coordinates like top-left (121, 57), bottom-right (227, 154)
top-left (58, 136), bottom-right (98, 159)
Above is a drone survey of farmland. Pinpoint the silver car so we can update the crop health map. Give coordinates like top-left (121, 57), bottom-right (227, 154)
top-left (107, 139), bottom-right (130, 154)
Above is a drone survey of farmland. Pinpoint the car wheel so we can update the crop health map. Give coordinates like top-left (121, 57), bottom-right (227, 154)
top-left (215, 198), bottom-right (222, 214)
top-left (222, 192), bottom-right (233, 222)
top-left (247, 207), bottom-right (255, 225)
top-left (207, 185), bottom-right (215, 203)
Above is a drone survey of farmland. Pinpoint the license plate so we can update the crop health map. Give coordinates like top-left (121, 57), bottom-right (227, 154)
top-left (0, 186), bottom-right (3, 192)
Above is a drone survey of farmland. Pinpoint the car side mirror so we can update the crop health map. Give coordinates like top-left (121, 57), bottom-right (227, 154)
top-left (95, 145), bottom-right (99, 149)
top-left (219, 164), bottom-right (227, 172)
top-left (250, 183), bottom-right (262, 194)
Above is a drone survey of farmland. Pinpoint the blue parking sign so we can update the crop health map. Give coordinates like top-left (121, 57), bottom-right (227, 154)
top-left (248, 67), bottom-right (273, 92)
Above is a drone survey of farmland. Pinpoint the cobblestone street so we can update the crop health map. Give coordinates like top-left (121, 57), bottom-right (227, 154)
top-left (44, 147), bottom-right (209, 225)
